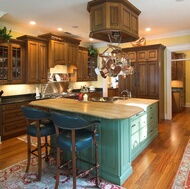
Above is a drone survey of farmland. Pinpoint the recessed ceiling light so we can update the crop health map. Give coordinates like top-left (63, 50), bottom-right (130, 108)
top-left (30, 21), bottom-right (36, 25)
top-left (145, 28), bottom-right (151, 32)
top-left (58, 28), bottom-right (63, 31)
top-left (89, 38), bottom-right (94, 41)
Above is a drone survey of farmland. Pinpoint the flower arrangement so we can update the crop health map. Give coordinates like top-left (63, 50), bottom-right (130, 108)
top-left (88, 45), bottom-right (98, 56)
top-left (0, 26), bottom-right (12, 42)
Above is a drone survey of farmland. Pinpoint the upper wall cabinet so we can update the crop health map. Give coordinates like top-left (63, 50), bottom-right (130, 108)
top-left (87, 0), bottom-right (141, 43)
top-left (50, 40), bottom-right (67, 67)
top-left (68, 43), bottom-right (79, 67)
top-left (121, 44), bottom-right (166, 121)
top-left (17, 35), bottom-right (48, 84)
top-left (38, 33), bottom-right (81, 68)
top-left (0, 39), bottom-right (25, 84)
top-left (77, 47), bottom-right (97, 81)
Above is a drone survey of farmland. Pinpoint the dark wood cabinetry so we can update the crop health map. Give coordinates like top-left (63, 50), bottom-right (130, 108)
top-left (171, 52), bottom-right (186, 113)
top-left (49, 40), bottom-right (67, 67)
top-left (0, 101), bottom-right (30, 140)
top-left (172, 90), bottom-right (184, 113)
top-left (108, 88), bottom-right (118, 97)
top-left (68, 43), bottom-right (78, 67)
top-left (38, 33), bottom-right (81, 68)
top-left (172, 52), bottom-right (186, 81)
top-left (87, 0), bottom-right (141, 43)
top-left (77, 47), bottom-right (97, 81)
top-left (0, 39), bottom-right (25, 84)
top-left (121, 44), bottom-right (166, 120)
top-left (88, 56), bottom-right (97, 81)
top-left (77, 47), bottom-right (88, 81)
top-left (17, 35), bottom-right (48, 84)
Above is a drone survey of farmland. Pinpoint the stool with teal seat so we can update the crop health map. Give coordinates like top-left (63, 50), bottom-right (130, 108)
top-left (22, 106), bottom-right (56, 181)
top-left (50, 111), bottom-right (100, 189)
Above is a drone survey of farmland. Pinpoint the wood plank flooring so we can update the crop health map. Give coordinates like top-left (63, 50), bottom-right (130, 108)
top-left (0, 108), bottom-right (190, 189)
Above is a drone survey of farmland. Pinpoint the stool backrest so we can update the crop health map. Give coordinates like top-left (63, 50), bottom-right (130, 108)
top-left (51, 112), bottom-right (100, 130)
top-left (22, 106), bottom-right (51, 120)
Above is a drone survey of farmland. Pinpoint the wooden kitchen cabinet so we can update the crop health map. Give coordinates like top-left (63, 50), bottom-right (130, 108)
top-left (38, 33), bottom-right (81, 68)
top-left (127, 51), bottom-right (137, 62)
top-left (49, 40), bottom-right (67, 67)
top-left (88, 56), bottom-right (97, 81)
top-left (77, 46), bottom-right (97, 81)
top-left (172, 52), bottom-right (186, 81)
top-left (0, 101), bottom-right (30, 140)
top-left (17, 35), bottom-right (48, 84)
top-left (121, 44), bottom-right (166, 120)
top-left (137, 49), bottom-right (158, 62)
top-left (0, 39), bottom-right (25, 84)
top-left (87, 0), bottom-right (140, 43)
top-left (77, 47), bottom-right (88, 81)
top-left (130, 102), bottom-right (158, 160)
top-left (68, 43), bottom-right (78, 67)
top-left (172, 90), bottom-right (185, 113)
top-left (108, 88), bottom-right (118, 97)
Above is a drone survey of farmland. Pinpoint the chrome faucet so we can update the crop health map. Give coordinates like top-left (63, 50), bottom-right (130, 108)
top-left (121, 89), bottom-right (131, 100)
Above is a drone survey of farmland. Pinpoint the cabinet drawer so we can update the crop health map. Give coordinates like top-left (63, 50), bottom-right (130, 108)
top-left (131, 132), bottom-right (140, 152)
top-left (131, 120), bottom-right (139, 134)
top-left (2, 101), bottom-right (29, 110)
top-left (3, 109), bottom-right (25, 123)
top-left (139, 114), bottom-right (147, 128)
top-left (3, 119), bottom-right (26, 136)
top-left (140, 126), bottom-right (148, 142)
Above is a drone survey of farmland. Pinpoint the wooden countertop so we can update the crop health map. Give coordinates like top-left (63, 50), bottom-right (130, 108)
top-left (29, 98), bottom-right (158, 119)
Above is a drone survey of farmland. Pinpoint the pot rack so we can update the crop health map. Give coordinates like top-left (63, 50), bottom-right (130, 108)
top-left (97, 35), bottom-right (134, 78)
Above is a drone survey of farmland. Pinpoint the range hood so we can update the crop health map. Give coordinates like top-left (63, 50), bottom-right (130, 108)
top-left (87, 0), bottom-right (141, 43)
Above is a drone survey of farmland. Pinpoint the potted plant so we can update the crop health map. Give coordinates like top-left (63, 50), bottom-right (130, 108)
top-left (88, 45), bottom-right (98, 56)
top-left (0, 26), bottom-right (12, 42)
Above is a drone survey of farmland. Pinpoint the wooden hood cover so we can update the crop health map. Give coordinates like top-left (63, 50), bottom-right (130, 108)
top-left (87, 0), bottom-right (141, 43)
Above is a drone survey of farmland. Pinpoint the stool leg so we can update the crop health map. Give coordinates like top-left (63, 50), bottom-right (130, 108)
top-left (55, 147), bottom-right (61, 189)
top-left (45, 136), bottom-right (49, 162)
top-left (95, 137), bottom-right (100, 187)
top-left (26, 134), bottom-right (31, 173)
top-left (37, 134), bottom-right (42, 181)
top-left (71, 130), bottom-right (76, 189)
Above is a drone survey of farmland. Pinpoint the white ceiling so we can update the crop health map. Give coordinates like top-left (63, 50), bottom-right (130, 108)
top-left (0, 0), bottom-right (190, 46)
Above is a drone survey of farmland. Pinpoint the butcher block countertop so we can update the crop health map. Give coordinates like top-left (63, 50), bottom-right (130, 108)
top-left (29, 98), bottom-right (158, 119)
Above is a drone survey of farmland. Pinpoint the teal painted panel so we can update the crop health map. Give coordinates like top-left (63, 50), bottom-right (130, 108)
top-left (49, 102), bottom-right (158, 185)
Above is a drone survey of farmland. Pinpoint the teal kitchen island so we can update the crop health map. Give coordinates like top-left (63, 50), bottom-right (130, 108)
top-left (30, 98), bottom-right (158, 185)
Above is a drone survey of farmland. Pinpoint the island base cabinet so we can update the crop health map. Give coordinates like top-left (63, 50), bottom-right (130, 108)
top-left (130, 103), bottom-right (158, 161)
top-left (51, 103), bottom-right (158, 186)
top-left (0, 101), bottom-right (29, 141)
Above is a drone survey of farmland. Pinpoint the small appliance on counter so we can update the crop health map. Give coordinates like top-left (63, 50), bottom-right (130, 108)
top-left (89, 86), bottom-right (95, 92)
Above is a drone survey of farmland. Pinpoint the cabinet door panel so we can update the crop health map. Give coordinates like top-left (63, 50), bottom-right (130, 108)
top-left (0, 42), bottom-right (24, 84)
top-left (77, 49), bottom-right (88, 81)
top-left (147, 49), bottom-right (157, 61)
top-left (68, 43), bottom-right (78, 66)
top-left (137, 50), bottom-right (146, 62)
top-left (137, 62), bottom-right (147, 97)
top-left (28, 41), bottom-right (39, 83)
top-left (53, 41), bottom-right (67, 65)
top-left (38, 42), bottom-right (48, 83)
top-left (147, 62), bottom-right (158, 97)
top-left (127, 51), bottom-right (136, 62)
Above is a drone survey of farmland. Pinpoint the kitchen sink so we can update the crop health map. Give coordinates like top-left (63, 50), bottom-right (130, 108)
top-left (90, 96), bottom-right (127, 103)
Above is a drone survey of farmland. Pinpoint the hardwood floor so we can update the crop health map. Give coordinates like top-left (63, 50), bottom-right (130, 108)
top-left (0, 108), bottom-right (190, 189)
top-left (123, 108), bottom-right (190, 189)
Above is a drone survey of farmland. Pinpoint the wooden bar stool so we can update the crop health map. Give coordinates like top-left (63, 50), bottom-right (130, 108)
top-left (22, 106), bottom-right (56, 181)
top-left (50, 111), bottom-right (100, 189)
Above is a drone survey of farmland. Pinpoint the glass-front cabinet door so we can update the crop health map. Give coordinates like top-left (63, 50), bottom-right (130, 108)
top-left (0, 40), bottom-right (24, 84)
top-left (11, 44), bottom-right (22, 83)
top-left (0, 43), bottom-right (8, 83)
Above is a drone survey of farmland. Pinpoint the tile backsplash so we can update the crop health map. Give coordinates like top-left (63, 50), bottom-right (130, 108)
top-left (0, 84), bottom-right (37, 96)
